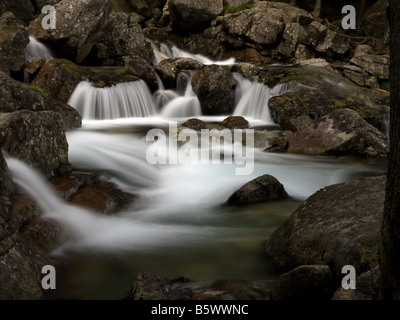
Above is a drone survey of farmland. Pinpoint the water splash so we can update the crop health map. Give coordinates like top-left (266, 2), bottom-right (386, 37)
top-left (68, 80), bottom-right (158, 120)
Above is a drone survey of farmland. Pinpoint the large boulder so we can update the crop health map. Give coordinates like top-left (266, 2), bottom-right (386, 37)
top-left (350, 45), bottom-right (390, 80)
top-left (0, 13), bottom-right (29, 75)
top-left (191, 65), bottom-right (236, 115)
top-left (227, 174), bottom-right (288, 206)
top-left (30, 59), bottom-right (87, 103)
top-left (223, 7), bottom-right (285, 46)
top-left (265, 175), bottom-right (386, 278)
top-left (286, 109), bottom-right (389, 158)
top-left (0, 111), bottom-right (70, 178)
top-left (0, 71), bottom-right (82, 130)
top-left (306, 21), bottom-right (349, 57)
top-left (91, 12), bottom-right (154, 65)
top-left (264, 66), bottom-right (390, 133)
top-left (360, 0), bottom-right (389, 40)
top-left (29, 0), bottom-right (113, 63)
top-left (124, 56), bottom-right (159, 91)
top-left (169, 0), bottom-right (224, 31)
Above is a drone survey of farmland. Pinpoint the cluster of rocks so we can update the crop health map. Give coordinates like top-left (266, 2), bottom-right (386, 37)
top-left (0, 0), bottom-right (391, 300)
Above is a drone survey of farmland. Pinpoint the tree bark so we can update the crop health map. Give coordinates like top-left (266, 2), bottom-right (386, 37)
top-left (379, 1), bottom-right (400, 300)
top-left (359, 0), bottom-right (367, 20)
top-left (312, 0), bottom-right (321, 18)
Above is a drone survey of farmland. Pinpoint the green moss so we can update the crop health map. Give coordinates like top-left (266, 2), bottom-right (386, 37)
top-left (224, 1), bottom-right (254, 14)
top-left (30, 85), bottom-right (48, 97)
top-left (379, 80), bottom-right (390, 92)
top-left (118, 48), bottom-right (130, 56)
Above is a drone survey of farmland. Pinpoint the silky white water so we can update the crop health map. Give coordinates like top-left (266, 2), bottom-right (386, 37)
top-left (24, 36), bottom-right (54, 63)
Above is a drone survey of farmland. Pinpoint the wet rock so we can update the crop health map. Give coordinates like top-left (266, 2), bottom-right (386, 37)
top-left (269, 265), bottom-right (335, 300)
top-left (124, 56), bottom-right (159, 91)
top-left (265, 175), bottom-right (386, 278)
top-left (182, 118), bottom-right (206, 131)
top-left (92, 12), bottom-right (154, 65)
top-left (169, 0), bottom-right (224, 31)
top-left (155, 57), bottom-right (203, 89)
top-left (286, 109), bottom-right (389, 158)
top-left (227, 174), bottom-right (288, 206)
top-left (0, 13), bottom-right (29, 74)
top-left (31, 59), bottom-right (87, 103)
top-left (0, 71), bottom-right (82, 130)
top-left (350, 45), bottom-right (390, 80)
top-left (24, 58), bottom-right (46, 79)
top-left (125, 272), bottom-right (234, 300)
top-left (221, 116), bottom-right (249, 129)
top-left (332, 266), bottom-right (379, 300)
top-left (0, 111), bottom-right (70, 178)
top-left (192, 65), bottom-right (236, 115)
top-left (29, 0), bottom-right (113, 63)
top-left (264, 66), bottom-right (390, 132)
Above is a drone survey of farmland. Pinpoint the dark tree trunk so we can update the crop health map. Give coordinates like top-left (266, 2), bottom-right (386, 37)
top-left (379, 0), bottom-right (400, 300)
top-left (359, 0), bottom-right (367, 20)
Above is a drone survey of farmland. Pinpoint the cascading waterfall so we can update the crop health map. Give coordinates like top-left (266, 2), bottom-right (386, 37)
top-left (151, 40), bottom-right (235, 66)
top-left (233, 73), bottom-right (310, 123)
top-left (24, 36), bottom-right (54, 63)
top-left (68, 80), bottom-right (158, 120)
top-left (158, 71), bottom-right (202, 118)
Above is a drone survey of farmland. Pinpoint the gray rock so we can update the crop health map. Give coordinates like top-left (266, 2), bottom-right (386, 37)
top-left (223, 8), bottom-right (285, 46)
top-left (223, 0), bottom-right (252, 8)
top-left (227, 174), bottom-right (288, 206)
top-left (29, 0), bottom-right (113, 63)
top-left (192, 65), bottom-right (236, 115)
top-left (124, 56), bottom-right (159, 91)
top-left (0, 71), bottom-right (82, 130)
top-left (0, 0), bottom-right (35, 24)
top-left (0, 13), bottom-right (29, 74)
top-left (31, 59), bottom-right (87, 104)
top-left (286, 109), bottom-right (389, 158)
top-left (265, 175), bottom-right (386, 278)
top-left (169, 0), bottom-right (224, 31)
top-left (93, 12), bottom-right (154, 65)
top-left (269, 265), bottom-right (335, 300)
top-left (307, 21), bottom-right (349, 57)
top-left (350, 45), bottom-right (390, 80)
top-left (0, 111), bottom-right (70, 178)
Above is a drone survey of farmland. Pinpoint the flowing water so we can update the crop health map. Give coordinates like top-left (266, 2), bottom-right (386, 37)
top-left (8, 42), bottom-right (388, 299)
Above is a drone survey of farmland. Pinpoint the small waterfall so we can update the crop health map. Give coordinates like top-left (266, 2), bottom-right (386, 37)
top-left (25, 36), bottom-right (54, 63)
top-left (151, 41), bottom-right (235, 66)
top-left (156, 71), bottom-right (201, 118)
top-left (68, 80), bottom-right (158, 120)
top-left (233, 73), bottom-right (306, 123)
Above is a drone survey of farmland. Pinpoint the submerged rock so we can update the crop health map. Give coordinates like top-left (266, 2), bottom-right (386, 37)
top-left (125, 272), bottom-right (234, 300)
top-left (182, 118), bottom-right (206, 131)
top-left (29, 0), bottom-right (113, 63)
top-left (227, 174), bottom-right (288, 206)
top-left (265, 175), bottom-right (386, 278)
top-left (221, 116), bottom-right (249, 129)
top-left (192, 65), bottom-right (236, 115)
